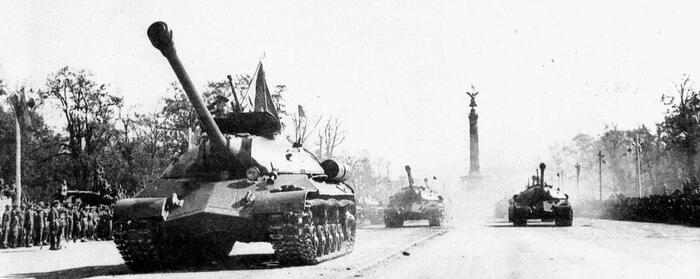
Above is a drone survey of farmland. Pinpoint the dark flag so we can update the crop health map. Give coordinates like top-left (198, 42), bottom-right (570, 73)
top-left (252, 62), bottom-right (278, 118)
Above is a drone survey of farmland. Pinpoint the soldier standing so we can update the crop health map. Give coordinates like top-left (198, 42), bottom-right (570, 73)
top-left (72, 204), bottom-right (81, 242)
top-left (64, 202), bottom-right (73, 242)
top-left (41, 202), bottom-right (50, 245)
top-left (86, 207), bottom-right (96, 240)
top-left (80, 206), bottom-right (89, 242)
top-left (33, 203), bottom-right (44, 246)
top-left (23, 204), bottom-right (34, 247)
top-left (9, 205), bottom-right (20, 248)
top-left (105, 205), bottom-right (113, 240)
top-left (47, 200), bottom-right (63, 250)
top-left (17, 204), bottom-right (25, 247)
top-left (1, 204), bottom-right (10, 248)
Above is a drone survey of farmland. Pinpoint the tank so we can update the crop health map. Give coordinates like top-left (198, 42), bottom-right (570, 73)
top-left (383, 165), bottom-right (444, 227)
top-left (112, 21), bottom-right (356, 271)
top-left (507, 163), bottom-right (573, 226)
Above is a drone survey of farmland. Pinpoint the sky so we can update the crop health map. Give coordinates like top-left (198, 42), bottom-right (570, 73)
top-left (2, 0), bottom-right (699, 191)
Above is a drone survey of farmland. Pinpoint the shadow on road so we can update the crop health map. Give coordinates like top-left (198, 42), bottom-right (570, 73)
top-left (8, 264), bottom-right (129, 279)
top-left (487, 224), bottom-right (562, 228)
top-left (8, 253), bottom-right (293, 279)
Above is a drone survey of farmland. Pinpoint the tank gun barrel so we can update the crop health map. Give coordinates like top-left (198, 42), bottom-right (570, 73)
top-left (405, 165), bottom-right (415, 191)
top-left (539, 163), bottom-right (546, 186)
top-left (147, 21), bottom-right (230, 150)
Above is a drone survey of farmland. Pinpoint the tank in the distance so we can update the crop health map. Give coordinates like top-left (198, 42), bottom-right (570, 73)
top-left (112, 21), bottom-right (356, 271)
top-left (383, 165), bottom-right (444, 227)
top-left (507, 163), bottom-right (572, 227)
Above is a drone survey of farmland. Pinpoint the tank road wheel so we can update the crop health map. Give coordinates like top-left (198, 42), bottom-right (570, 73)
top-left (427, 210), bottom-right (443, 227)
top-left (113, 219), bottom-right (176, 271)
top-left (554, 206), bottom-right (573, 227)
top-left (270, 202), bottom-right (356, 266)
top-left (384, 210), bottom-right (404, 228)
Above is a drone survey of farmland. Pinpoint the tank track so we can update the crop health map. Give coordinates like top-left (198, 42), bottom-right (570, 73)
top-left (114, 219), bottom-right (233, 271)
top-left (269, 199), bottom-right (356, 265)
top-left (113, 219), bottom-right (174, 271)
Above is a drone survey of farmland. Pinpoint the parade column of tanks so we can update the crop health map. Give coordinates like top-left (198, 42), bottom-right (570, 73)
top-left (112, 22), bottom-right (357, 271)
top-left (508, 163), bottom-right (573, 227)
top-left (383, 165), bottom-right (444, 227)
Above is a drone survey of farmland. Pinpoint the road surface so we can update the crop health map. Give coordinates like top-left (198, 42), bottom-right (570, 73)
top-left (0, 221), bottom-right (446, 279)
top-left (1, 218), bottom-right (698, 278)
top-left (361, 218), bottom-right (700, 279)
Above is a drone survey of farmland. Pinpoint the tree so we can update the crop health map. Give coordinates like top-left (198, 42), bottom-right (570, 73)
top-left (317, 116), bottom-right (346, 159)
top-left (659, 75), bottom-right (700, 179)
top-left (45, 67), bottom-right (123, 190)
top-left (289, 106), bottom-right (321, 147)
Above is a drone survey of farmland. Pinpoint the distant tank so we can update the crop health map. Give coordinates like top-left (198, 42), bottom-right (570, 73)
top-left (113, 21), bottom-right (356, 271)
top-left (384, 165), bottom-right (444, 227)
top-left (508, 163), bottom-right (572, 226)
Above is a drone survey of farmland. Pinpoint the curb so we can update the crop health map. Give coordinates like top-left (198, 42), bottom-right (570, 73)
top-left (350, 227), bottom-right (450, 278)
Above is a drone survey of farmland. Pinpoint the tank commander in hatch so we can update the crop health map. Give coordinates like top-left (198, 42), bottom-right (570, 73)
top-left (209, 95), bottom-right (229, 117)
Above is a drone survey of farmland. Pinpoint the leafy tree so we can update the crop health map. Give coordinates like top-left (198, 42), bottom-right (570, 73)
top-left (45, 67), bottom-right (123, 190)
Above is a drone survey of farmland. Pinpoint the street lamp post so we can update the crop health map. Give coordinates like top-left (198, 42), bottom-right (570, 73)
top-left (597, 151), bottom-right (605, 201)
top-left (633, 134), bottom-right (642, 198)
top-left (575, 162), bottom-right (581, 197)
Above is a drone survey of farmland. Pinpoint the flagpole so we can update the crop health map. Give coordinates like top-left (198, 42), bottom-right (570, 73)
top-left (15, 114), bottom-right (21, 205)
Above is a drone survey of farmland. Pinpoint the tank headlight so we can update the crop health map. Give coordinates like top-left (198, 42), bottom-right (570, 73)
top-left (246, 167), bottom-right (260, 181)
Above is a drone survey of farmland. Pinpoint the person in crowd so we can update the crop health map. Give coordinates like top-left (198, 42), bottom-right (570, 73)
top-left (23, 203), bottom-right (34, 247)
top-left (64, 202), bottom-right (73, 242)
top-left (9, 204), bottom-right (21, 248)
top-left (1, 204), bottom-right (11, 248)
top-left (72, 203), bottom-right (82, 242)
top-left (33, 202), bottom-right (45, 246)
top-left (47, 200), bottom-right (63, 250)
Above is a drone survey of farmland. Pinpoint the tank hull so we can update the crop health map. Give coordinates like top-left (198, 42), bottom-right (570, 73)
top-left (113, 174), bottom-right (356, 270)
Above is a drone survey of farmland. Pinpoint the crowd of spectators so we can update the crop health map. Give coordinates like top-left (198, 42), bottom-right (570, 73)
top-left (576, 178), bottom-right (700, 226)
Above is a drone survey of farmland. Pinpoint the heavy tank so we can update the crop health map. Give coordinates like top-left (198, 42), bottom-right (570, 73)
top-left (384, 165), bottom-right (444, 227)
top-left (508, 163), bottom-right (572, 226)
top-left (113, 22), bottom-right (356, 271)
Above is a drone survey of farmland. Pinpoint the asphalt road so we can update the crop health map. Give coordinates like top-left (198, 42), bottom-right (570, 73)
top-left (360, 218), bottom-right (700, 279)
top-left (0, 221), bottom-right (447, 279)
top-left (1, 210), bottom-right (698, 278)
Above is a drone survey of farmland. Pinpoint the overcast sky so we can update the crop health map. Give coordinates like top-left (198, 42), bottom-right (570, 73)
top-left (2, 1), bottom-right (699, 190)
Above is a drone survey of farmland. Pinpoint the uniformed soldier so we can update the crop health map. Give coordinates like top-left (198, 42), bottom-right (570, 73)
top-left (41, 202), bottom-right (50, 245)
top-left (209, 95), bottom-right (229, 117)
top-left (64, 202), bottom-right (73, 242)
top-left (17, 204), bottom-right (25, 247)
top-left (33, 203), bottom-right (44, 246)
top-left (86, 206), bottom-right (96, 240)
top-left (23, 204), bottom-right (34, 247)
top-left (80, 206), bottom-right (89, 242)
top-left (72, 204), bottom-right (81, 242)
top-left (9, 204), bottom-right (20, 248)
top-left (105, 205), bottom-right (113, 240)
top-left (48, 200), bottom-right (62, 250)
top-left (1, 204), bottom-right (11, 248)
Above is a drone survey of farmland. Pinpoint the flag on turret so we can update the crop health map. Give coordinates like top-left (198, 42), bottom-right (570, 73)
top-left (248, 62), bottom-right (278, 118)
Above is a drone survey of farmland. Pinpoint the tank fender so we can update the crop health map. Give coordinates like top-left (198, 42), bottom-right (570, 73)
top-left (250, 190), bottom-right (308, 214)
top-left (114, 197), bottom-right (169, 222)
